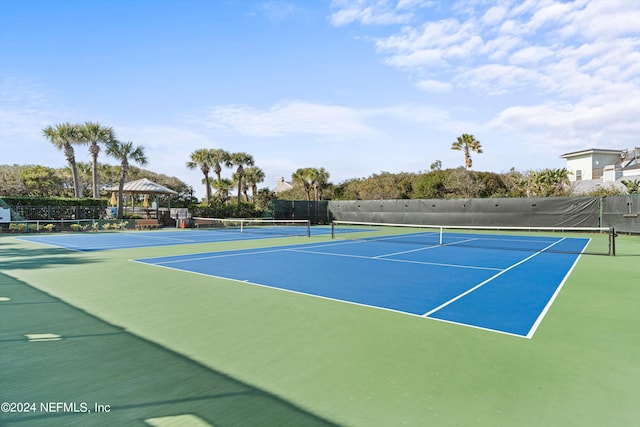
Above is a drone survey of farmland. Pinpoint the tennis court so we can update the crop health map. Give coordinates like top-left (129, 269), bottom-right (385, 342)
top-left (134, 227), bottom-right (589, 338)
top-left (2, 222), bottom-right (638, 426)
top-left (15, 220), bottom-right (331, 252)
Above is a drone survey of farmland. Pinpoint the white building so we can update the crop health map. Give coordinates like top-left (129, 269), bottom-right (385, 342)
top-left (561, 148), bottom-right (640, 193)
top-left (274, 177), bottom-right (293, 194)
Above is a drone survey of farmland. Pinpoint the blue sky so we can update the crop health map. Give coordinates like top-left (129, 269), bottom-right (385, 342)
top-left (1, 0), bottom-right (639, 198)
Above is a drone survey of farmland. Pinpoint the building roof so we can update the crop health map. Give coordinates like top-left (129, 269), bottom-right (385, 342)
top-left (105, 178), bottom-right (178, 194)
top-left (571, 173), bottom-right (640, 195)
top-left (624, 163), bottom-right (640, 171)
top-left (275, 177), bottom-right (293, 194)
top-left (560, 148), bottom-right (623, 158)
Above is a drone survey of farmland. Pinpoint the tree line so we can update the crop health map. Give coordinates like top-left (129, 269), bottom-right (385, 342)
top-left (3, 127), bottom-right (636, 218)
top-left (39, 122), bottom-right (151, 218)
top-left (186, 148), bottom-right (264, 206)
top-left (0, 163), bottom-right (192, 201)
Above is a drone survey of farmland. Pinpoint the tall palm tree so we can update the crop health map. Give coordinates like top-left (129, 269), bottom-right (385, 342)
top-left (451, 133), bottom-right (482, 170)
top-left (80, 122), bottom-right (115, 198)
top-left (106, 140), bottom-right (148, 219)
top-left (243, 166), bottom-right (265, 200)
top-left (186, 149), bottom-right (215, 205)
top-left (42, 123), bottom-right (84, 198)
top-left (75, 162), bottom-right (94, 197)
top-left (210, 149), bottom-right (231, 183)
top-left (232, 172), bottom-right (250, 202)
top-left (229, 152), bottom-right (254, 204)
top-left (292, 167), bottom-right (314, 201)
top-left (309, 167), bottom-right (330, 201)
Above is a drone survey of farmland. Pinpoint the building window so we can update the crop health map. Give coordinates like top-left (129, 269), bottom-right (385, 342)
top-left (575, 170), bottom-right (582, 181)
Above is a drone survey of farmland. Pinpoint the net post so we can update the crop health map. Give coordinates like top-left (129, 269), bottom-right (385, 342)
top-left (439, 226), bottom-right (443, 245)
top-left (306, 220), bottom-right (311, 238)
top-left (609, 227), bottom-right (616, 256)
top-left (331, 222), bottom-right (335, 239)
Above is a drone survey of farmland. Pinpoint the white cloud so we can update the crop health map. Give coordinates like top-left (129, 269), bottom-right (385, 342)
top-left (0, 77), bottom-right (82, 167)
top-left (455, 64), bottom-right (541, 94)
top-left (491, 88), bottom-right (640, 150)
top-left (509, 46), bottom-right (553, 65)
top-left (384, 48), bottom-right (444, 69)
top-left (330, 0), bottom-right (640, 160)
top-left (198, 101), bottom-right (377, 139)
top-left (0, 77), bottom-right (63, 143)
top-left (416, 79), bottom-right (452, 93)
top-left (484, 35), bottom-right (523, 61)
top-left (481, 6), bottom-right (507, 26)
top-left (329, 0), bottom-right (414, 26)
top-left (563, 0), bottom-right (640, 39)
top-left (523, 1), bottom-right (575, 33)
top-left (397, 0), bottom-right (434, 10)
top-left (335, 0), bottom-right (640, 107)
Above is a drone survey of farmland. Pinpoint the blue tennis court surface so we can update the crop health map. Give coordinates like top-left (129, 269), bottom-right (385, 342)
top-left (135, 233), bottom-right (590, 338)
top-left (15, 226), bottom-right (335, 251)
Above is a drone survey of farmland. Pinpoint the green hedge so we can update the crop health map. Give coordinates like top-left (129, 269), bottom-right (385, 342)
top-left (191, 201), bottom-right (263, 219)
top-left (1, 196), bottom-right (110, 221)
top-left (1, 196), bottom-right (108, 208)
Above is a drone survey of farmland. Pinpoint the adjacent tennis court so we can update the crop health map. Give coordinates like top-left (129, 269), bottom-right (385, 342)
top-left (134, 228), bottom-right (590, 337)
top-left (15, 219), bottom-right (331, 251)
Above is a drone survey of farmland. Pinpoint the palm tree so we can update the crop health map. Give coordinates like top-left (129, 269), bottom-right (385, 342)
top-left (80, 122), bottom-right (115, 198)
top-left (309, 167), bottom-right (330, 201)
top-left (292, 168), bottom-right (314, 201)
top-left (42, 123), bottom-right (84, 197)
top-left (233, 171), bottom-right (250, 202)
top-left (210, 149), bottom-right (231, 183)
top-left (75, 162), bottom-right (94, 197)
top-left (186, 149), bottom-right (215, 205)
top-left (243, 166), bottom-right (265, 200)
top-left (622, 179), bottom-right (640, 194)
top-left (212, 178), bottom-right (233, 203)
top-left (541, 168), bottom-right (571, 196)
top-left (229, 152), bottom-right (255, 204)
top-left (106, 140), bottom-right (148, 219)
top-left (522, 168), bottom-right (571, 197)
top-left (451, 133), bottom-right (483, 170)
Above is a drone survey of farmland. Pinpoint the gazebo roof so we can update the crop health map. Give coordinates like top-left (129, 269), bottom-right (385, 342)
top-left (106, 178), bottom-right (178, 195)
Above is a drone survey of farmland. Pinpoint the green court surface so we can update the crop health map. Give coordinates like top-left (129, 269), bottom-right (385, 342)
top-left (1, 232), bottom-right (639, 426)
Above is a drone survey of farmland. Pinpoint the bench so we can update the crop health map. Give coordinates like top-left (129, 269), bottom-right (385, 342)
top-left (135, 219), bottom-right (160, 230)
top-left (193, 219), bottom-right (210, 228)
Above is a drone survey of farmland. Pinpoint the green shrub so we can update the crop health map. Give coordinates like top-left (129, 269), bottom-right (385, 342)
top-left (9, 223), bottom-right (26, 232)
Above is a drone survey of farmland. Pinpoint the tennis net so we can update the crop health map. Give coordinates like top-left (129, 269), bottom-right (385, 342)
top-left (193, 217), bottom-right (311, 238)
top-left (331, 220), bottom-right (616, 256)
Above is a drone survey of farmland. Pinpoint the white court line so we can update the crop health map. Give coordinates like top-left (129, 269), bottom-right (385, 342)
top-left (13, 237), bottom-right (85, 252)
top-left (286, 248), bottom-right (502, 271)
top-left (135, 247), bottom-right (292, 265)
top-left (132, 252), bottom-right (525, 338)
top-left (525, 238), bottom-right (591, 338)
top-left (422, 238), bottom-right (567, 319)
top-left (373, 238), bottom-right (479, 258)
top-left (138, 238), bottom-right (503, 271)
